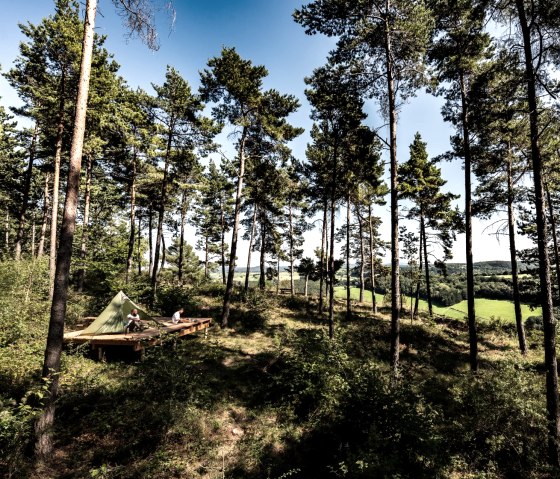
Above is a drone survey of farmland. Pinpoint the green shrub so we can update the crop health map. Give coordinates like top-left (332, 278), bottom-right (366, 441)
top-left (232, 289), bottom-right (275, 331)
top-left (0, 392), bottom-right (41, 478)
top-left (154, 286), bottom-right (197, 317)
top-left (444, 363), bottom-right (547, 476)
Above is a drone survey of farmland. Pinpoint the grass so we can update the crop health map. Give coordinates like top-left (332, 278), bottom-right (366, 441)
top-left (334, 286), bottom-right (542, 324)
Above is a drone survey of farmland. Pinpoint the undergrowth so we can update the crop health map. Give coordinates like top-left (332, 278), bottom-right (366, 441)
top-left (0, 261), bottom-right (554, 478)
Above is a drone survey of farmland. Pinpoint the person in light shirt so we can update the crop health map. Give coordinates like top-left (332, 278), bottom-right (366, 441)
top-left (124, 308), bottom-right (141, 333)
top-left (172, 307), bottom-right (184, 324)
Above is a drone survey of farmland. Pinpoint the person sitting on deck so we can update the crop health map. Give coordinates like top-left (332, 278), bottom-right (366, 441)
top-left (172, 307), bottom-right (185, 324)
top-left (125, 308), bottom-right (142, 333)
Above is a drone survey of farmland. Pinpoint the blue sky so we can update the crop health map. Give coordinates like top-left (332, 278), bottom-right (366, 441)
top-left (0, 0), bottom-right (527, 264)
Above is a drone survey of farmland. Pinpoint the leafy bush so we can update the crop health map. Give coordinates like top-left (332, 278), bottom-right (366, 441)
top-left (154, 286), bottom-right (197, 317)
top-left (443, 363), bottom-right (547, 476)
top-left (231, 289), bottom-right (275, 331)
top-left (0, 390), bottom-right (42, 478)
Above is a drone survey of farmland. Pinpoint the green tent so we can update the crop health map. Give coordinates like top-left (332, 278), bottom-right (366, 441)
top-left (79, 291), bottom-right (155, 335)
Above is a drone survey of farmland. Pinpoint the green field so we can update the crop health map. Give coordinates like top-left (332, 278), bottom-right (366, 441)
top-left (334, 286), bottom-right (542, 323)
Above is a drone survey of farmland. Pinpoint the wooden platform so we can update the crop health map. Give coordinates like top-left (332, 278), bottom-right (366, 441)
top-left (64, 318), bottom-right (211, 358)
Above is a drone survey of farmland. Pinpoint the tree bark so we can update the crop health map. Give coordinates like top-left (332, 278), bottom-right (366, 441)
top-left (222, 126), bottom-right (248, 327)
top-left (460, 70), bottom-right (478, 372)
top-left (259, 216), bottom-right (266, 290)
top-left (515, 0), bottom-right (560, 464)
top-left (414, 233), bottom-right (422, 318)
top-left (244, 205), bottom-right (258, 293)
top-left (35, 0), bottom-right (97, 460)
top-left (126, 145), bottom-right (137, 283)
top-left (368, 203), bottom-right (377, 314)
top-left (346, 194), bottom-right (351, 320)
top-left (385, 11), bottom-right (401, 376)
top-left (151, 125), bottom-right (174, 301)
top-left (4, 210), bottom-right (9, 255)
top-left (77, 155), bottom-right (92, 292)
top-left (161, 234), bottom-right (166, 272)
top-left (421, 212), bottom-right (433, 317)
top-left (15, 124), bottom-right (39, 260)
top-left (288, 202), bottom-right (295, 296)
top-left (178, 190), bottom-right (187, 285)
top-left (137, 214), bottom-right (142, 275)
top-left (508, 153), bottom-right (526, 355)
top-left (220, 199), bottom-right (227, 285)
top-left (328, 140), bottom-right (338, 339)
top-left (545, 184), bottom-right (560, 315)
top-left (148, 205), bottom-right (153, 277)
top-left (49, 70), bottom-right (68, 300)
top-left (319, 197), bottom-right (328, 314)
top-left (357, 204), bottom-right (365, 303)
top-left (328, 189), bottom-right (335, 339)
top-left (37, 173), bottom-right (51, 259)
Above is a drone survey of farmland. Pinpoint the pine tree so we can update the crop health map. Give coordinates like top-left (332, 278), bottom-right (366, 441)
top-left (295, 0), bottom-right (433, 373)
top-left (149, 66), bottom-right (214, 299)
top-left (399, 133), bottom-right (461, 317)
top-left (200, 48), bottom-right (301, 327)
top-left (428, 0), bottom-right (493, 371)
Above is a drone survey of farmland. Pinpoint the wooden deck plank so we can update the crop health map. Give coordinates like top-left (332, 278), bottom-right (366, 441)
top-left (64, 318), bottom-right (211, 349)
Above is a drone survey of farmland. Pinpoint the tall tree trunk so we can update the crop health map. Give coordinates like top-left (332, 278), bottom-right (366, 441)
top-left (220, 200), bottom-right (226, 285)
top-left (148, 206), bottom-right (153, 277)
top-left (49, 71), bottom-right (68, 300)
top-left (31, 218), bottom-right (36, 259)
top-left (421, 212), bottom-right (433, 317)
top-left (368, 203), bottom-right (377, 314)
top-left (508, 153), bottom-right (526, 355)
top-left (276, 256), bottom-right (280, 294)
top-left (357, 204), bottom-right (365, 303)
top-left (222, 126), bottom-right (248, 327)
top-left (137, 214), bottom-right (142, 275)
top-left (161, 234), bottom-right (166, 272)
top-left (545, 184), bottom-right (560, 310)
top-left (126, 146), bottom-right (137, 283)
top-left (414, 233), bottom-right (422, 318)
top-left (288, 202), bottom-right (295, 295)
top-left (304, 274), bottom-right (309, 297)
top-left (460, 71), bottom-right (478, 372)
top-left (204, 235), bottom-right (209, 278)
top-left (385, 18), bottom-right (401, 376)
top-left (515, 0), bottom-right (559, 464)
top-left (178, 190), bottom-right (187, 285)
top-left (37, 173), bottom-right (51, 259)
top-left (35, 0), bottom-right (97, 460)
top-left (151, 126), bottom-right (174, 300)
top-left (319, 197), bottom-right (328, 314)
top-left (15, 124), bottom-right (39, 260)
top-left (328, 141), bottom-right (338, 339)
top-left (346, 194), bottom-right (351, 320)
top-left (259, 217), bottom-right (266, 290)
top-left (4, 210), bottom-right (9, 254)
top-left (244, 205), bottom-right (258, 293)
top-left (77, 155), bottom-right (92, 292)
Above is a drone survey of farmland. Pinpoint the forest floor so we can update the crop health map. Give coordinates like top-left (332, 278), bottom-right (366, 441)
top-left (2, 287), bottom-right (554, 479)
